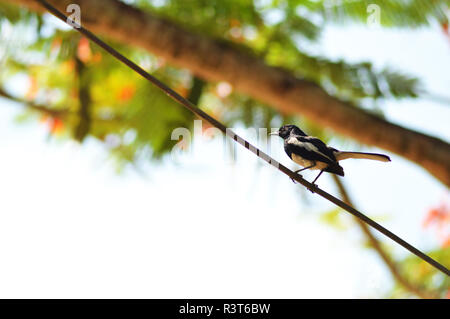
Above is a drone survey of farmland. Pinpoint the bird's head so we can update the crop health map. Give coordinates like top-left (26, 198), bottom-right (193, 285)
top-left (270, 124), bottom-right (306, 139)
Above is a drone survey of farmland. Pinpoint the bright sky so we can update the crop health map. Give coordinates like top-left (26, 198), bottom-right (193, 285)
top-left (0, 16), bottom-right (449, 298)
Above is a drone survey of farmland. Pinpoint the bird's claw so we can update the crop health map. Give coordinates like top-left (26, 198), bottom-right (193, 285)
top-left (309, 183), bottom-right (318, 193)
top-left (290, 173), bottom-right (302, 184)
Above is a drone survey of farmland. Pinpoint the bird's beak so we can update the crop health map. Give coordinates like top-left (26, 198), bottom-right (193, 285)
top-left (269, 131), bottom-right (279, 136)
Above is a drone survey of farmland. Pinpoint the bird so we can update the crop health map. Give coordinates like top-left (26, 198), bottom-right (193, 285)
top-left (270, 124), bottom-right (391, 188)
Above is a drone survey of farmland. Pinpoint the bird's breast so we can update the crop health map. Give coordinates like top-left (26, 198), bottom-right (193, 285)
top-left (291, 154), bottom-right (327, 170)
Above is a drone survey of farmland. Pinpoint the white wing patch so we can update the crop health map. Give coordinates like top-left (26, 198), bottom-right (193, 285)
top-left (287, 137), bottom-right (334, 162)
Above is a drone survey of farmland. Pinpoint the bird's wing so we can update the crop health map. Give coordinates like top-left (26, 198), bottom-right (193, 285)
top-left (285, 136), bottom-right (337, 164)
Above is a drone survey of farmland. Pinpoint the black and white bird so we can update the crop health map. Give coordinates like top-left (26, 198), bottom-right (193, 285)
top-left (270, 124), bottom-right (391, 186)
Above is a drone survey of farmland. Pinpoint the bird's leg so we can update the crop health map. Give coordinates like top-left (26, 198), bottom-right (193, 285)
top-left (294, 165), bottom-right (315, 174)
top-left (312, 170), bottom-right (324, 184)
top-left (291, 164), bottom-right (315, 183)
top-left (309, 170), bottom-right (324, 193)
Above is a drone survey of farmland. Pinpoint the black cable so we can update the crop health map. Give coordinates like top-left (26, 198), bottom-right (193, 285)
top-left (36, 0), bottom-right (450, 277)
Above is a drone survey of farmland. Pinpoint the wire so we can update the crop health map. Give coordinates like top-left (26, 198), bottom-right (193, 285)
top-left (36, 0), bottom-right (450, 277)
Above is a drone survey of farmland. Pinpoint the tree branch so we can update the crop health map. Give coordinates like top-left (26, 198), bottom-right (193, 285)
top-left (4, 0), bottom-right (450, 186)
top-left (0, 87), bottom-right (121, 124)
top-left (0, 88), bottom-right (69, 118)
top-left (331, 174), bottom-right (438, 299)
top-left (74, 56), bottom-right (92, 142)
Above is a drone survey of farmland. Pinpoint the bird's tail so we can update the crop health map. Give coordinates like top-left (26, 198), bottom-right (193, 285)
top-left (335, 151), bottom-right (391, 162)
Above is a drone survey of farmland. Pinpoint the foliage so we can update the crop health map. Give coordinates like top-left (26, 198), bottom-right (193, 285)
top-left (320, 208), bottom-right (350, 230)
top-left (301, 0), bottom-right (449, 28)
top-left (1, 0), bottom-right (446, 163)
top-left (391, 247), bottom-right (450, 298)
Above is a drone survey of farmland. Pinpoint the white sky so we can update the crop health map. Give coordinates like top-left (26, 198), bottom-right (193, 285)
top-left (0, 16), bottom-right (449, 298)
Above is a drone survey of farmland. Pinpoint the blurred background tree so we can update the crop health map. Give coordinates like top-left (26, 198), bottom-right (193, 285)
top-left (0, 0), bottom-right (448, 298)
